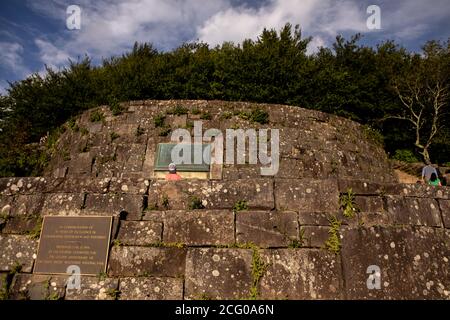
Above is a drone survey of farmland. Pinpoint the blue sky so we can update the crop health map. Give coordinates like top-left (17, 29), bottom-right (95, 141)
top-left (1, 0), bottom-right (450, 94)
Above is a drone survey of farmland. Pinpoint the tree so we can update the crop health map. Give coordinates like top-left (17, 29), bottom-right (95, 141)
top-left (388, 40), bottom-right (450, 164)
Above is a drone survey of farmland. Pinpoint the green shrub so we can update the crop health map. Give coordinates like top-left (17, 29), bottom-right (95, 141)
top-left (362, 125), bottom-right (384, 147)
top-left (109, 98), bottom-right (125, 116)
top-left (154, 114), bottom-right (166, 127)
top-left (233, 200), bottom-right (248, 211)
top-left (90, 110), bottom-right (105, 122)
top-left (250, 108), bottom-right (269, 124)
top-left (200, 112), bottom-right (212, 120)
top-left (167, 105), bottom-right (188, 116)
top-left (188, 197), bottom-right (205, 210)
top-left (392, 149), bottom-right (419, 163)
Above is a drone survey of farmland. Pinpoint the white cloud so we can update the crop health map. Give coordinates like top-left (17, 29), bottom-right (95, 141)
top-left (0, 42), bottom-right (30, 76)
top-left (197, 0), bottom-right (368, 47)
top-left (22, 0), bottom-right (450, 75)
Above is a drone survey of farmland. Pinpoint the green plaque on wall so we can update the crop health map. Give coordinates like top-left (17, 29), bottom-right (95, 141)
top-left (154, 143), bottom-right (211, 172)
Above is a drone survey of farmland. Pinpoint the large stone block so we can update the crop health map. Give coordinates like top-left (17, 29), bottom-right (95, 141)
top-left (301, 226), bottom-right (330, 248)
top-left (184, 248), bottom-right (253, 300)
top-left (144, 210), bottom-right (234, 246)
top-left (109, 177), bottom-right (150, 194)
top-left (337, 179), bottom-right (384, 195)
top-left (275, 179), bottom-right (339, 212)
top-left (0, 177), bottom-right (64, 196)
top-left (41, 193), bottom-right (85, 216)
top-left (259, 249), bottom-right (342, 299)
top-left (58, 177), bottom-right (110, 194)
top-left (207, 179), bottom-right (274, 210)
top-left (2, 194), bottom-right (44, 234)
top-left (341, 226), bottom-right (450, 299)
top-left (9, 274), bottom-right (66, 300)
top-left (108, 246), bottom-right (186, 277)
top-left (354, 196), bottom-right (384, 213)
top-left (297, 212), bottom-right (331, 226)
top-left (439, 200), bottom-right (450, 228)
top-left (236, 211), bottom-right (298, 247)
top-left (119, 277), bottom-right (183, 300)
top-left (385, 196), bottom-right (442, 227)
top-left (84, 193), bottom-right (144, 219)
top-left (147, 180), bottom-right (210, 211)
top-left (65, 277), bottom-right (119, 300)
top-left (0, 234), bottom-right (37, 272)
top-left (116, 221), bottom-right (162, 245)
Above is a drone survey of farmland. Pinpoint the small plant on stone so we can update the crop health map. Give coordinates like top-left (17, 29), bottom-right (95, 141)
top-left (161, 195), bottom-right (170, 210)
top-left (27, 217), bottom-right (43, 239)
top-left (340, 188), bottom-right (359, 218)
top-left (188, 196), bottom-right (205, 210)
top-left (324, 215), bottom-right (342, 255)
top-left (191, 108), bottom-right (201, 115)
top-left (233, 200), bottom-right (248, 212)
top-left (167, 105), bottom-right (188, 116)
top-left (90, 110), bottom-right (105, 122)
top-left (220, 111), bottom-right (233, 120)
top-left (109, 98), bottom-right (125, 116)
top-left (135, 127), bottom-right (145, 136)
top-left (110, 132), bottom-right (120, 142)
top-left (249, 244), bottom-right (269, 300)
top-left (250, 108), bottom-right (269, 124)
top-left (112, 239), bottom-right (123, 247)
top-left (80, 127), bottom-right (89, 136)
top-left (158, 126), bottom-right (171, 137)
top-left (200, 112), bottom-right (212, 120)
top-left (154, 114), bottom-right (166, 128)
top-left (106, 288), bottom-right (121, 300)
top-left (97, 271), bottom-right (107, 281)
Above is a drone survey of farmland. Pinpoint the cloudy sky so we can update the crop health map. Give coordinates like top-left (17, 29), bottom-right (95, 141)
top-left (1, 0), bottom-right (450, 94)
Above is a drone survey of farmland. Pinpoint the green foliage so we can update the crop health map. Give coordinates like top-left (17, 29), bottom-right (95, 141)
top-left (362, 125), bottom-right (384, 147)
top-left (106, 289), bottom-right (121, 300)
top-left (158, 127), bottom-right (171, 137)
top-left (110, 132), bottom-right (120, 142)
top-left (339, 188), bottom-right (359, 218)
top-left (0, 25), bottom-right (449, 177)
top-left (135, 127), bottom-right (145, 136)
top-left (200, 112), bottom-right (212, 120)
top-left (324, 215), bottom-right (342, 255)
top-left (167, 105), bottom-right (188, 116)
top-left (27, 217), bottom-right (43, 239)
top-left (108, 97), bottom-right (125, 116)
top-left (392, 149), bottom-right (420, 163)
top-left (188, 196), bottom-right (205, 210)
top-left (161, 195), bottom-right (170, 210)
top-left (90, 110), bottom-right (105, 122)
top-left (154, 114), bottom-right (166, 127)
top-left (233, 200), bottom-right (248, 212)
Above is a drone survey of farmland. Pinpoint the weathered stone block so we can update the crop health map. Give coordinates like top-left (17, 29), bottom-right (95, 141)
top-left (0, 177), bottom-right (63, 195)
top-left (0, 235), bottom-right (37, 272)
top-left (109, 177), bottom-right (149, 194)
top-left (208, 179), bottom-right (274, 210)
top-left (236, 211), bottom-right (298, 247)
top-left (65, 277), bottom-right (119, 300)
top-left (41, 193), bottom-right (84, 216)
top-left (145, 210), bottom-right (234, 246)
top-left (108, 246), bottom-right (186, 277)
top-left (260, 249), bottom-right (342, 299)
top-left (301, 226), bottom-right (330, 248)
top-left (341, 226), bottom-right (450, 299)
top-left (147, 180), bottom-right (210, 210)
top-left (58, 177), bottom-right (110, 193)
top-left (67, 152), bottom-right (93, 175)
top-left (354, 196), bottom-right (384, 213)
top-left (117, 221), bottom-right (162, 245)
top-left (84, 193), bottom-right (144, 219)
top-left (9, 274), bottom-right (66, 300)
top-left (438, 200), bottom-right (450, 228)
top-left (119, 277), bottom-right (183, 300)
top-left (338, 179), bottom-right (384, 195)
top-left (275, 179), bottom-right (339, 212)
top-left (385, 196), bottom-right (442, 227)
top-left (298, 212), bottom-right (331, 226)
top-left (2, 194), bottom-right (44, 234)
top-left (185, 248), bottom-right (253, 300)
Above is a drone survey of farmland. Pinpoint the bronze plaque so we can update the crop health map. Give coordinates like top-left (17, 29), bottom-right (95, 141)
top-left (34, 216), bottom-right (113, 275)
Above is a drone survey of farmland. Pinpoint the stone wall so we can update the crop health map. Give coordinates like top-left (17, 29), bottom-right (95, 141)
top-left (0, 100), bottom-right (448, 300)
top-left (0, 176), bottom-right (449, 299)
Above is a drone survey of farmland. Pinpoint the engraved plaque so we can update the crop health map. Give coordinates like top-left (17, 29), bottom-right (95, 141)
top-left (154, 143), bottom-right (211, 172)
top-left (33, 216), bottom-right (113, 275)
